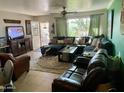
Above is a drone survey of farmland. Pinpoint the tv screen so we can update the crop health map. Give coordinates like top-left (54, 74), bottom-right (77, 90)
top-left (6, 26), bottom-right (24, 40)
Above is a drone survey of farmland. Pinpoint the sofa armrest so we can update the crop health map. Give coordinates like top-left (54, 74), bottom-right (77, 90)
top-left (73, 56), bottom-right (90, 69)
top-left (15, 55), bottom-right (30, 64)
top-left (15, 55), bottom-right (30, 72)
top-left (0, 53), bottom-right (15, 67)
top-left (52, 77), bottom-right (81, 92)
top-left (12, 55), bottom-right (30, 80)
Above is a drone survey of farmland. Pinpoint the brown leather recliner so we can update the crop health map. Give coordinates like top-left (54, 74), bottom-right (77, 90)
top-left (0, 53), bottom-right (30, 81)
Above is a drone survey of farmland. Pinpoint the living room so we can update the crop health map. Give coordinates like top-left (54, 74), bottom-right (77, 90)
top-left (0, 0), bottom-right (124, 92)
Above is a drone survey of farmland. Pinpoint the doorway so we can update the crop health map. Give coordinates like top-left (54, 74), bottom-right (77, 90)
top-left (40, 22), bottom-right (50, 46)
top-left (31, 21), bottom-right (40, 50)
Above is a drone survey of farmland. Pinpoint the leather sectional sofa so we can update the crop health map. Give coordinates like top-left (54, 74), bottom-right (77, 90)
top-left (40, 36), bottom-right (90, 56)
top-left (83, 36), bottom-right (114, 56)
top-left (52, 49), bottom-right (118, 92)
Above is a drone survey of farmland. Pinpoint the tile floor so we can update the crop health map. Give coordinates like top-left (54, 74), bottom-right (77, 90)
top-left (14, 51), bottom-right (59, 92)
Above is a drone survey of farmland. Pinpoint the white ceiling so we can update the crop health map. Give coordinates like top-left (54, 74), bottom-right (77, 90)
top-left (0, 0), bottom-right (113, 16)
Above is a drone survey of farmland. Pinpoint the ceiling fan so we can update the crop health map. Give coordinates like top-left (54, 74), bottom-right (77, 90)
top-left (61, 6), bottom-right (77, 16)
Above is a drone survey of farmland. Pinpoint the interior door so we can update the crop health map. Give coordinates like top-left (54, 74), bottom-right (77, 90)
top-left (40, 22), bottom-right (50, 46)
top-left (31, 21), bottom-right (41, 50)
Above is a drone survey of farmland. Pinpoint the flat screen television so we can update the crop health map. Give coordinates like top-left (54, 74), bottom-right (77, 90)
top-left (6, 26), bottom-right (24, 40)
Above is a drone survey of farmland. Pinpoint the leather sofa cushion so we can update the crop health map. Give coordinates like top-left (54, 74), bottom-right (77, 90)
top-left (81, 67), bottom-right (106, 91)
top-left (68, 65), bottom-right (77, 71)
top-left (61, 71), bottom-right (73, 78)
top-left (83, 46), bottom-right (95, 52)
top-left (73, 56), bottom-right (90, 69)
top-left (95, 49), bottom-right (109, 58)
top-left (52, 78), bottom-right (81, 92)
top-left (68, 65), bottom-right (86, 75)
top-left (101, 38), bottom-right (114, 56)
top-left (87, 53), bottom-right (107, 73)
top-left (69, 73), bottom-right (84, 84)
top-left (75, 68), bottom-right (86, 75)
top-left (91, 38), bottom-right (98, 47)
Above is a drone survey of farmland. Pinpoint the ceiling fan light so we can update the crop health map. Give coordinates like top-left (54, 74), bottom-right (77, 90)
top-left (61, 10), bottom-right (67, 16)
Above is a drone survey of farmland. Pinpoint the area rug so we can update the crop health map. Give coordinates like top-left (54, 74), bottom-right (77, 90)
top-left (30, 56), bottom-right (72, 74)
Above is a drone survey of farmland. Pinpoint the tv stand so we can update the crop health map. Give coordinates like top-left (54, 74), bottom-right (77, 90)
top-left (8, 37), bottom-right (33, 56)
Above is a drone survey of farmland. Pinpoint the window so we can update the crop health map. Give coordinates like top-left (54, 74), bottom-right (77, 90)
top-left (67, 17), bottom-right (90, 37)
top-left (89, 15), bottom-right (100, 36)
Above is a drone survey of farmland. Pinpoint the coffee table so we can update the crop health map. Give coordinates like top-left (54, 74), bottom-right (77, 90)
top-left (58, 46), bottom-right (77, 62)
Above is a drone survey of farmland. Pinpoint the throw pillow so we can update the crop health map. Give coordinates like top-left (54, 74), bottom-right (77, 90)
top-left (50, 38), bottom-right (57, 44)
top-left (91, 38), bottom-right (98, 47)
top-left (74, 37), bottom-right (80, 44)
top-left (64, 38), bottom-right (73, 44)
top-left (57, 40), bottom-right (64, 44)
top-left (78, 38), bottom-right (85, 45)
top-left (93, 39), bottom-right (101, 52)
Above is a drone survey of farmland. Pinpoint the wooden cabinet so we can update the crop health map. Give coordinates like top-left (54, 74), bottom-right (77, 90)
top-left (8, 38), bottom-right (32, 56)
top-left (25, 38), bottom-right (33, 51)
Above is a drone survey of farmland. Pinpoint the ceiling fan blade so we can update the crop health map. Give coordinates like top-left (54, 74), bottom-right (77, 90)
top-left (66, 11), bottom-right (77, 14)
top-left (60, 6), bottom-right (78, 16)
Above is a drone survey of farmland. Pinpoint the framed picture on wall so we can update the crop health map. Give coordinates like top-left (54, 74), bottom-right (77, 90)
top-left (51, 23), bottom-right (55, 34)
top-left (122, 0), bottom-right (124, 10)
top-left (25, 20), bottom-right (31, 35)
top-left (108, 9), bottom-right (114, 39)
top-left (121, 11), bottom-right (124, 23)
top-left (120, 0), bottom-right (124, 35)
top-left (31, 22), bottom-right (39, 36)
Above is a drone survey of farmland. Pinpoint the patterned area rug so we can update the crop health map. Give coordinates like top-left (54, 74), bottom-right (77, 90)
top-left (30, 55), bottom-right (72, 74)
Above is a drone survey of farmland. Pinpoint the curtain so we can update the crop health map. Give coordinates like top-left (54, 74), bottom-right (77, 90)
top-left (55, 17), bottom-right (67, 36)
top-left (89, 15), bottom-right (100, 36)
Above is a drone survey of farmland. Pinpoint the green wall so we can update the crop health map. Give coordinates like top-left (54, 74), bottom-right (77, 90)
top-left (56, 17), bottom-right (67, 36)
top-left (108, 0), bottom-right (124, 90)
top-left (109, 0), bottom-right (124, 61)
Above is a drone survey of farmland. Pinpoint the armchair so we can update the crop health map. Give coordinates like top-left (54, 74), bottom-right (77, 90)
top-left (0, 53), bottom-right (30, 81)
top-left (0, 60), bottom-right (14, 92)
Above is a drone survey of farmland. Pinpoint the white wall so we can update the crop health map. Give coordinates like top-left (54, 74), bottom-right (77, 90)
top-left (33, 9), bottom-right (108, 38)
top-left (0, 10), bottom-right (33, 37)
top-left (33, 13), bottom-right (63, 39)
